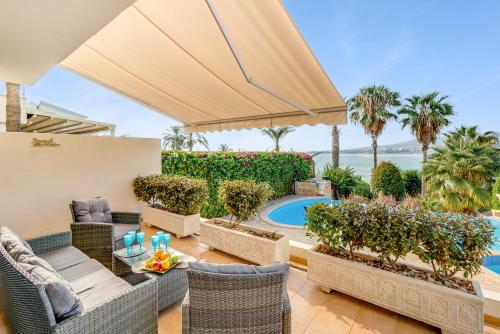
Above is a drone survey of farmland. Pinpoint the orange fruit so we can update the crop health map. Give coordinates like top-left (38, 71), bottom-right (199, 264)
top-left (154, 249), bottom-right (164, 259)
top-left (160, 252), bottom-right (171, 261)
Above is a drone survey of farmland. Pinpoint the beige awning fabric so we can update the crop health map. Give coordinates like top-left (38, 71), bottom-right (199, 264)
top-left (62, 0), bottom-right (346, 133)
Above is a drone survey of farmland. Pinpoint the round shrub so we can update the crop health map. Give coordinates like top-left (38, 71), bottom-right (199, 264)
top-left (159, 175), bottom-right (208, 216)
top-left (371, 161), bottom-right (405, 200)
top-left (218, 180), bottom-right (272, 226)
top-left (402, 169), bottom-right (422, 196)
top-left (133, 174), bottom-right (208, 216)
top-left (492, 175), bottom-right (500, 210)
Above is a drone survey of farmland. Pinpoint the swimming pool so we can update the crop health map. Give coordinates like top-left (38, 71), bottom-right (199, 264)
top-left (266, 197), bottom-right (334, 227)
top-left (486, 217), bottom-right (500, 251)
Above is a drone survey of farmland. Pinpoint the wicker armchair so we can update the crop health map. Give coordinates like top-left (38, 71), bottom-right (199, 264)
top-left (182, 265), bottom-right (291, 334)
top-left (0, 231), bottom-right (158, 334)
top-left (69, 199), bottom-right (141, 271)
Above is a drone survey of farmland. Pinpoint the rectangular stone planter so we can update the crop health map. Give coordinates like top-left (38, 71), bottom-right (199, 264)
top-left (142, 206), bottom-right (199, 238)
top-left (307, 245), bottom-right (484, 334)
top-left (200, 219), bottom-right (289, 265)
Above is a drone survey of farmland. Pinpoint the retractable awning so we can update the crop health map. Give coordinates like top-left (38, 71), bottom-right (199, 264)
top-left (62, 0), bottom-right (346, 133)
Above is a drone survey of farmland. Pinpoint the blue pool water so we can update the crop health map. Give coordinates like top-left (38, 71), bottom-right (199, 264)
top-left (483, 217), bottom-right (500, 274)
top-left (487, 217), bottom-right (500, 251)
top-left (268, 197), bottom-right (332, 227)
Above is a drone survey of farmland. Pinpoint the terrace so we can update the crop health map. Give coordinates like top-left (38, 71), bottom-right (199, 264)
top-left (1, 1), bottom-right (499, 334)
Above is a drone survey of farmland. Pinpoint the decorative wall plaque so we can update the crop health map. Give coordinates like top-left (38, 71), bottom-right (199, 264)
top-left (31, 138), bottom-right (60, 147)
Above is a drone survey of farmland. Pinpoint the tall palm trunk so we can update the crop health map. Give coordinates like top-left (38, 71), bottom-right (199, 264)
top-left (331, 125), bottom-right (340, 168)
top-left (421, 143), bottom-right (429, 195)
top-left (6, 82), bottom-right (21, 132)
top-left (274, 139), bottom-right (280, 152)
top-left (371, 136), bottom-right (378, 169)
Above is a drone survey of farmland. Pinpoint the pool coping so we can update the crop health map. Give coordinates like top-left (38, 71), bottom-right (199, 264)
top-left (260, 196), bottom-right (327, 230)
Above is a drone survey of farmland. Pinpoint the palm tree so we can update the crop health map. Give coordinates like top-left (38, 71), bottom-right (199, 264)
top-left (184, 133), bottom-right (209, 151)
top-left (348, 85), bottom-right (400, 169)
top-left (162, 126), bottom-right (186, 150)
top-left (261, 126), bottom-right (295, 151)
top-left (424, 126), bottom-right (499, 213)
top-left (331, 125), bottom-right (340, 167)
top-left (398, 92), bottom-right (454, 194)
top-left (5, 82), bottom-right (21, 132)
top-left (218, 144), bottom-right (231, 152)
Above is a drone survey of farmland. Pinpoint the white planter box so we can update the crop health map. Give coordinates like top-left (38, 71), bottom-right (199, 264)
top-left (142, 206), bottom-right (199, 238)
top-left (307, 246), bottom-right (484, 334)
top-left (200, 219), bottom-right (289, 265)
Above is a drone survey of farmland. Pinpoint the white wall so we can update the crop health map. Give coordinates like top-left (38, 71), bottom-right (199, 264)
top-left (0, 132), bottom-right (160, 238)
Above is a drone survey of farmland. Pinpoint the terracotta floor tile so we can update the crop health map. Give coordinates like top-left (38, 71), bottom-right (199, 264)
top-left (292, 318), bottom-right (309, 334)
top-left (350, 303), bottom-right (399, 334)
top-left (395, 316), bottom-right (440, 334)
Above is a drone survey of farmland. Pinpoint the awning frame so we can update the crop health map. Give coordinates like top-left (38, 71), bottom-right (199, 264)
top-left (206, 0), bottom-right (317, 117)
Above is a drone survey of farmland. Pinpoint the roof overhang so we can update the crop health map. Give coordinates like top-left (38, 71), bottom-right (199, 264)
top-left (62, 0), bottom-right (346, 133)
top-left (0, 0), bottom-right (135, 84)
top-left (22, 109), bottom-right (115, 135)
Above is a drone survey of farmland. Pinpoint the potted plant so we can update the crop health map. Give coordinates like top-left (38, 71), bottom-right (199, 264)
top-left (305, 200), bottom-right (494, 334)
top-left (200, 179), bottom-right (289, 264)
top-left (133, 174), bottom-right (208, 238)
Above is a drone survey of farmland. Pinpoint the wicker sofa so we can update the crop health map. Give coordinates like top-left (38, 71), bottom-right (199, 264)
top-left (0, 228), bottom-right (158, 334)
top-left (182, 262), bottom-right (291, 334)
top-left (69, 198), bottom-right (141, 271)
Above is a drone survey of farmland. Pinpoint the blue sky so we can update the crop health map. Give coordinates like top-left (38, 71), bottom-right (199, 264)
top-left (2, 1), bottom-right (499, 151)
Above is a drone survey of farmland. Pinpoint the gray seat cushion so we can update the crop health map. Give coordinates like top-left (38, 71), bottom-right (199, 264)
top-left (113, 223), bottom-right (141, 242)
top-left (39, 246), bottom-right (90, 271)
top-left (58, 259), bottom-right (116, 294)
top-left (72, 198), bottom-right (112, 224)
top-left (189, 262), bottom-right (289, 276)
top-left (0, 226), bottom-right (33, 254)
top-left (19, 262), bottom-right (83, 322)
top-left (78, 277), bottom-right (130, 310)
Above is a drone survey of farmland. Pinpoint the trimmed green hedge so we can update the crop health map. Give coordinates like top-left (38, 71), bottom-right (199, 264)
top-left (162, 151), bottom-right (313, 218)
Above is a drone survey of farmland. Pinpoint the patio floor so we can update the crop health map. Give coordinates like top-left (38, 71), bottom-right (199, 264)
top-left (2, 224), bottom-right (500, 334)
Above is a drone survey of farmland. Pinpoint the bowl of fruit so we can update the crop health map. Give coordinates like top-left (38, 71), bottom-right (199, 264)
top-left (143, 249), bottom-right (180, 274)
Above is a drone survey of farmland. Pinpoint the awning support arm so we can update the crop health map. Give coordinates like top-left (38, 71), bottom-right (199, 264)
top-left (205, 0), bottom-right (317, 117)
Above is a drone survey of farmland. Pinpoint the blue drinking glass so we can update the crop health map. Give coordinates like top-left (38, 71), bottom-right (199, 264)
top-left (163, 233), bottom-right (171, 252)
top-left (124, 234), bottom-right (134, 256)
top-left (136, 232), bottom-right (145, 252)
top-left (151, 235), bottom-right (160, 253)
top-left (156, 231), bottom-right (165, 250)
top-left (128, 230), bottom-right (137, 243)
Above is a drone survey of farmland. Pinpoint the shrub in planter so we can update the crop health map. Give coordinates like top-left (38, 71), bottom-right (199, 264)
top-left (133, 174), bottom-right (164, 206)
top-left (363, 203), bottom-right (416, 269)
top-left (158, 175), bottom-right (208, 216)
top-left (413, 210), bottom-right (494, 281)
top-left (306, 200), bottom-right (367, 257)
top-left (402, 169), bottom-right (422, 196)
top-left (305, 203), bottom-right (344, 253)
top-left (133, 174), bottom-right (208, 215)
top-left (218, 180), bottom-right (272, 227)
top-left (371, 161), bottom-right (405, 200)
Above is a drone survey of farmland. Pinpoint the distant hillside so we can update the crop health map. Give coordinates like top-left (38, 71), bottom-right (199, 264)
top-left (340, 139), bottom-right (432, 154)
top-left (309, 131), bottom-right (498, 155)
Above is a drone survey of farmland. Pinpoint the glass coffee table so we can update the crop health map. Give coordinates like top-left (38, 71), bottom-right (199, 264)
top-left (113, 244), bottom-right (196, 311)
